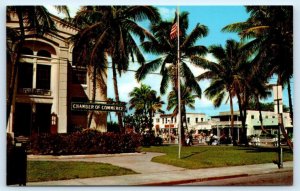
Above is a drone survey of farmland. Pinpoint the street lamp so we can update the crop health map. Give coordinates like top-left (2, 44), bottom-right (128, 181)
top-left (273, 84), bottom-right (283, 168)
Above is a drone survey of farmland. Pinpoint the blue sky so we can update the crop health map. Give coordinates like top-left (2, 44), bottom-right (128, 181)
top-left (47, 5), bottom-right (293, 117)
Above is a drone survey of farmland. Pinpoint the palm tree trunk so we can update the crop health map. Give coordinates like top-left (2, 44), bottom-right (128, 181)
top-left (236, 91), bottom-right (248, 146)
top-left (112, 61), bottom-right (124, 133)
top-left (229, 92), bottom-right (234, 139)
top-left (255, 94), bottom-right (268, 134)
top-left (242, 90), bottom-right (249, 146)
top-left (277, 78), bottom-right (293, 151)
top-left (287, 77), bottom-right (293, 125)
top-left (149, 110), bottom-right (153, 132)
top-left (87, 65), bottom-right (97, 128)
top-left (7, 11), bottom-right (25, 125)
top-left (181, 105), bottom-right (186, 146)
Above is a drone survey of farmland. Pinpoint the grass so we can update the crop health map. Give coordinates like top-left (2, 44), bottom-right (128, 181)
top-left (141, 145), bottom-right (293, 169)
top-left (27, 161), bottom-right (137, 182)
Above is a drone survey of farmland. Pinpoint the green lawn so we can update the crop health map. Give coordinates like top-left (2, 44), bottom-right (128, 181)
top-left (27, 161), bottom-right (137, 182)
top-left (141, 145), bottom-right (293, 169)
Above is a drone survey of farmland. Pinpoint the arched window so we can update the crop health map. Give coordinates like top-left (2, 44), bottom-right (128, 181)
top-left (37, 50), bottom-right (51, 58)
top-left (21, 47), bottom-right (33, 55)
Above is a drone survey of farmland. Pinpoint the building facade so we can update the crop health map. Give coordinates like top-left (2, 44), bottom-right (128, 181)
top-left (153, 113), bottom-right (211, 135)
top-left (6, 11), bottom-right (107, 138)
top-left (153, 109), bottom-right (293, 141)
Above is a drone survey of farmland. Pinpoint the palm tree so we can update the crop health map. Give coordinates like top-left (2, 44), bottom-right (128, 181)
top-left (246, 66), bottom-right (272, 134)
top-left (73, 6), bottom-right (160, 132)
top-left (167, 84), bottom-right (198, 145)
top-left (223, 6), bottom-right (293, 148)
top-left (197, 39), bottom-right (246, 143)
top-left (129, 84), bottom-right (164, 132)
top-left (6, 6), bottom-right (69, 125)
top-left (136, 11), bottom-right (208, 97)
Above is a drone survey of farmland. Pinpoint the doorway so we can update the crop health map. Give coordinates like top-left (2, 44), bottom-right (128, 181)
top-left (14, 103), bottom-right (32, 137)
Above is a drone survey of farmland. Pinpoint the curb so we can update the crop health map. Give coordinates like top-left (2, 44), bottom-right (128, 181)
top-left (139, 169), bottom-right (293, 186)
top-left (139, 174), bottom-right (250, 186)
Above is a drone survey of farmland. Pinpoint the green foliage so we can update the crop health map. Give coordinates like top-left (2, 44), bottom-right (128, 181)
top-left (136, 11), bottom-right (208, 96)
top-left (247, 101), bottom-right (290, 112)
top-left (107, 121), bottom-right (119, 133)
top-left (30, 130), bottom-right (142, 155)
top-left (124, 114), bottom-right (148, 133)
top-left (27, 161), bottom-right (137, 182)
top-left (128, 84), bottom-right (164, 131)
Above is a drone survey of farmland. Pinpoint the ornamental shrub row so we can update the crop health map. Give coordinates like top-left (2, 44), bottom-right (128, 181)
top-left (30, 130), bottom-right (143, 155)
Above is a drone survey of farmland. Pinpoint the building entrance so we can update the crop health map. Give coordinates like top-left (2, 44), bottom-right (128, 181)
top-left (14, 103), bottom-right (52, 137)
top-left (35, 104), bottom-right (52, 135)
top-left (14, 103), bottom-right (32, 137)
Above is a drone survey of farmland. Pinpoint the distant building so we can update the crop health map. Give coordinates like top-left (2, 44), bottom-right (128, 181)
top-left (153, 109), bottom-right (293, 141)
top-left (6, 11), bottom-right (107, 138)
top-left (210, 110), bottom-right (293, 140)
top-left (153, 113), bottom-right (211, 135)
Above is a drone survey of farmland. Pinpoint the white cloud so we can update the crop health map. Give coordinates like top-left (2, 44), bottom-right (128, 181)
top-left (158, 7), bottom-right (176, 21)
top-left (45, 5), bottom-right (80, 18)
top-left (118, 78), bottom-right (141, 102)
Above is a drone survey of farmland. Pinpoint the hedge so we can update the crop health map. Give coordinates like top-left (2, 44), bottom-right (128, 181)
top-left (30, 130), bottom-right (142, 155)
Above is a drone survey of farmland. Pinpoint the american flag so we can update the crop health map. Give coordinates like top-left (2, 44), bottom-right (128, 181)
top-left (170, 23), bottom-right (181, 40)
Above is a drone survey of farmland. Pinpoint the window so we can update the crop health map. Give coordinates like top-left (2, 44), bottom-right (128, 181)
top-left (37, 50), bottom-right (51, 58)
top-left (72, 68), bottom-right (87, 84)
top-left (201, 118), bottom-right (204, 122)
top-left (171, 117), bottom-right (173, 123)
top-left (18, 63), bottom-right (33, 88)
top-left (251, 115), bottom-right (254, 119)
top-left (21, 47), bottom-right (33, 55)
top-left (265, 115), bottom-right (268, 119)
top-left (195, 118), bottom-right (198, 123)
top-left (272, 116), bottom-right (275, 119)
top-left (156, 118), bottom-right (160, 123)
top-left (36, 65), bottom-right (51, 90)
top-left (187, 117), bottom-right (190, 124)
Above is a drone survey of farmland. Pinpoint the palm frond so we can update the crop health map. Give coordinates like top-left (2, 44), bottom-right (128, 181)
top-left (135, 58), bottom-right (163, 81)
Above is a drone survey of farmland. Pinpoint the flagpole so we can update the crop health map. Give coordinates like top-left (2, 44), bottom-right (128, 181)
top-left (177, 5), bottom-right (181, 159)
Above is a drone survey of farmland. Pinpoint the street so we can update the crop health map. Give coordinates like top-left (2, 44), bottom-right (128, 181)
top-left (180, 171), bottom-right (293, 186)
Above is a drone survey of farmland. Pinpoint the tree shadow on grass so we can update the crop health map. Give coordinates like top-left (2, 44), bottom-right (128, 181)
top-left (181, 150), bottom-right (209, 159)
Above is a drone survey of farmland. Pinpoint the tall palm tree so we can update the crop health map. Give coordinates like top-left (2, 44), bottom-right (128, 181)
top-left (136, 11), bottom-right (208, 97)
top-left (167, 84), bottom-right (198, 145)
top-left (6, 6), bottom-right (69, 125)
top-left (246, 66), bottom-right (272, 134)
top-left (73, 6), bottom-right (160, 132)
top-left (129, 84), bottom-right (164, 132)
top-left (197, 39), bottom-right (246, 143)
top-left (223, 6), bottom-right (293, 148)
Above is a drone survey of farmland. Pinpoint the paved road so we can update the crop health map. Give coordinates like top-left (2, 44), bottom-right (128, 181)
top-left (180, 170), bottom-right (293, 186)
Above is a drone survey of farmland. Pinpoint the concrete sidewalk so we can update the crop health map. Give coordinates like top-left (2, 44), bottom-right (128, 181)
top-left (27, 152), bottom-right (293, 186)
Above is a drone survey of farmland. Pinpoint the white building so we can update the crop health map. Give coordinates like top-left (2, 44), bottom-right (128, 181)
top-left (153, 109), bottom-right (293, 141)
top-left (153, 113), bottom-right (211, 135)
top-left (210, 110), bottom-right (293, 141)
top-left (6, 11), bottom-right (107, 138)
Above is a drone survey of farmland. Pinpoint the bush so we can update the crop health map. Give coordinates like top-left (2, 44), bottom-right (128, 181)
top-left (141, 132), bottom-right (162, 146)
top-left (30, 130), bottom-right (142, 155)
top-left (219, 136), bottom-right (232, 145)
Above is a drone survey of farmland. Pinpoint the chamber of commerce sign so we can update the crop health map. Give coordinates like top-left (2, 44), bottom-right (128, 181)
top-left (71, 102), bottom-right (126, 112)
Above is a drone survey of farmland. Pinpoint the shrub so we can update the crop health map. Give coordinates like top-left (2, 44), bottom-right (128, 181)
top-left (30, 131), bottom-right (142, 155)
